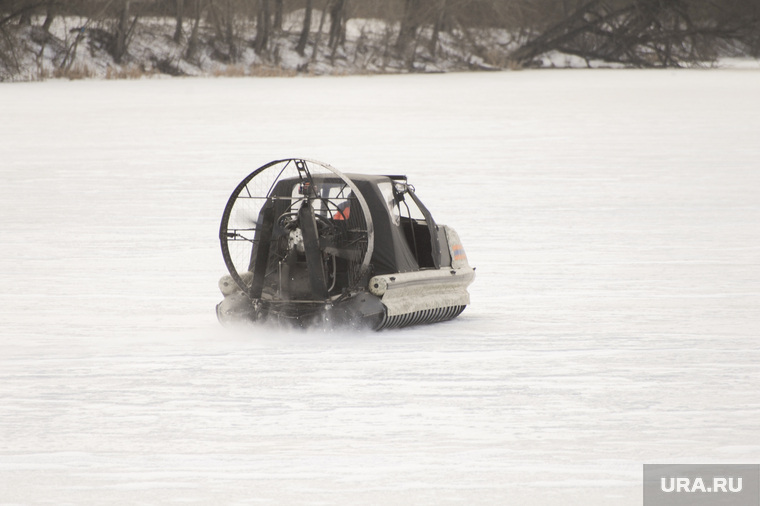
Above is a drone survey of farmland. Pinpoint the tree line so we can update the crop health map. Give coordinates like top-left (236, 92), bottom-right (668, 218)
top-left (1, 0), bottom-right (759, 79)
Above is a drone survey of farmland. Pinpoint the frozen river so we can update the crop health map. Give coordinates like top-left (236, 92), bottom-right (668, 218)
top-left (1, 70), bottom-right (759, 504)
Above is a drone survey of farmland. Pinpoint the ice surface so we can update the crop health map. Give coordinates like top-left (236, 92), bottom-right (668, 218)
top-left (1, 70), bottom-right (759, 504)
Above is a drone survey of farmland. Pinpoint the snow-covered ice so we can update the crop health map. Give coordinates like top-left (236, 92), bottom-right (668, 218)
top-left (1, 70), bottom-right (759, 504)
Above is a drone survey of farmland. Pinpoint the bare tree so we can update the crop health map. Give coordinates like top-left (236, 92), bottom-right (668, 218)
top-left (427, 0), bottom-right (445, 56)
top-left (112, 0), bottom-right (136, 64)
top-left (207, 0), bottom-right (239, 61)
top-left (253, 0), bottom-right (270, 54)
top-left (173, 0), bottom-right (184, 42)
top-left (186, 0), bottom-right (205, 61)
top-left (395, 0), bottom-right (421, 52)
top-left (272, 0), bottom-right (282, 33)
top-left (41, 0), bottom-right (55, 32)
top-left (1, 0), bottom-right (43, 27)
top-left (510, 0), bottom-right (760, 68)
top-left (327, 0), bottom-right (346, 50)
top-left (296, 0), bottom-right (312, 56)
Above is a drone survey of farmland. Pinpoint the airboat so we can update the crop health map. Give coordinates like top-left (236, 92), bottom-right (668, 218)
top-left (217, 158), bottom-right (475, 330)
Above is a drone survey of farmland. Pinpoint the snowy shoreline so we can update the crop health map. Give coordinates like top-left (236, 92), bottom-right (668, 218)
top-left (2, 14), bottom-right (759, 82)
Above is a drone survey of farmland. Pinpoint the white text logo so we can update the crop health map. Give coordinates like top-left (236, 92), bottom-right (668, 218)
top-left (661, 477), bottom-right (743, 493)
